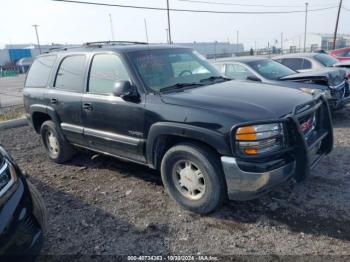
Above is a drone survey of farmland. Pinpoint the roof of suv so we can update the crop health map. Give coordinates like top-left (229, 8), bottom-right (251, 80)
top-left (43, 42), bottom-right (190, 56)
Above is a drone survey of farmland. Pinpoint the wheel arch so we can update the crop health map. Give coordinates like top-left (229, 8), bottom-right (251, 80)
top-left (146, 122), bottom-right (231, 169)
top-left (30, 104), bottom-right (61, 133)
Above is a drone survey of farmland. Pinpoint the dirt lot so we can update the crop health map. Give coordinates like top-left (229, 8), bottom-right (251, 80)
top-left (1, 108), bottom-right (350, 258)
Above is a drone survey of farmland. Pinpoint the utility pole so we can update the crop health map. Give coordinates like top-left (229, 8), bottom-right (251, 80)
top-left (281, 32), bottom-right (283, 54)
top-left (333, 0), bottom-right (343, 50)
top-left (144, 18), bottom-right (149, 43)
top-left (304, 2), bottom-right (309, 52)
top-left (236, 30), bottom-right (239, 46)
top-left (32, 25), bottom-right (41, 54)
top-left (166, 0), bottom-right (172, 44)
top-left (165, 28), bottom-right (169, 44)
top-left (109, 14), bottom-right (115, 41)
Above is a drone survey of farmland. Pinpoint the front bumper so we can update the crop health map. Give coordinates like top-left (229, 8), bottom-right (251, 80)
top-left (221, 156), bottom-right (295, 200)
top-left (222, 95), bottom-right (333, 201)
top-left (0, 170), bottom-right (43, 256)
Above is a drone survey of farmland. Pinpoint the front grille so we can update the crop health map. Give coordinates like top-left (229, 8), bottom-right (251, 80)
top-left (298, 113), bottom-right (316, 139)
top-left (330, 86), bottom-right (345, 100)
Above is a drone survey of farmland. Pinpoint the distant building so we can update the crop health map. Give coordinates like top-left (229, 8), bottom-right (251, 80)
top-left (282, 33), bottom-right (350, 52)
top-left (176, 42), bottom-right (244, 59)
top-left (0, 43), bottom-right (77, 68)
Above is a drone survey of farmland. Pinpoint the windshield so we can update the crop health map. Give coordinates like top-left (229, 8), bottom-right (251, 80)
top-left (128, 48), bottom-right (222, 92)
top-left (248, 59), bottom-right (296, 80)
top-left (314, 53), bottom-right (338, 67)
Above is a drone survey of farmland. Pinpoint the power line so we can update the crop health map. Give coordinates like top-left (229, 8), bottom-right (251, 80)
top-left (342, 6), bottom-right (350, 12)
top-left (51, 0), bottom-right (337, 14)
top-left (178, 0), bottom-right (337, 8)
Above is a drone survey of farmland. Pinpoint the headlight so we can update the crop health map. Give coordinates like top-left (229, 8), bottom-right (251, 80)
top-left (300, 88), bottom-right (322, 95)
top-left (0, 157), bottom-right (17, 196)
top-left (235, 123), bottom-right (284, 156)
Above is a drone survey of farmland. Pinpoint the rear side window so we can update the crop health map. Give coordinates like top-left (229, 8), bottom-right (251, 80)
top-left (25, 55), bottom-right (57, 87)
top-left (88, 54), bottom-right (129, 94)
top-left (55, 55), bottom-right (86, 92)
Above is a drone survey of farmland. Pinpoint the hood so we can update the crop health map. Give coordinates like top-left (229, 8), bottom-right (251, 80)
top-left (280, 68), bottom-right (347, 88)
top-left (160, 80), bottom-right (312, 122)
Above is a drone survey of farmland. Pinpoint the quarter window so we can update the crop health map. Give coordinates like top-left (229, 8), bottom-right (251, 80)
top-left (25, 55), bottom-right (57, 87)
top-left (89, 54), bottom-right (129, 94)
top-left (55, 55), bottom-right (86, 92)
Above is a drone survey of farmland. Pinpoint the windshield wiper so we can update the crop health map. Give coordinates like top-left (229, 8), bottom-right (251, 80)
top-left (199, 76), bottom-right (231, 83)
top-left (159, 82), bottom-right (203, 93)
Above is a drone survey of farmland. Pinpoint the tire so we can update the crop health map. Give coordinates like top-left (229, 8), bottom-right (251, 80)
top-left (40, 120), bottom-right (75, 164)
top-left (27, 180), bottom-right (48, 234)
top-left (160, 142), bottom-right (227, 214)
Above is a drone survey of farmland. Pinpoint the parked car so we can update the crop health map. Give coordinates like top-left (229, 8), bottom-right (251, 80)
top-left (214, 57), bottom-right (350, 110)
top-left (0, 146), bottom-right (47, 256)
top-left (23, 42), bottom-right (333, 214)
top-left (329, 47), bottom-right (350, 61)
top-left (273, 52), bottom-right (350, 76)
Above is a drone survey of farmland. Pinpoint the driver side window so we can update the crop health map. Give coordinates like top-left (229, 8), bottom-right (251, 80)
top-left (89, 54), bottom-right (130, 95)
top-left (225, 64), bottom-right (254, 80)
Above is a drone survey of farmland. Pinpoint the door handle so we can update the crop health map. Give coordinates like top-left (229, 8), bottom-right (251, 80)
top-left (83, 102), bottom-right (93, 111)
top-left (50, 98), bottom-right (58, 104)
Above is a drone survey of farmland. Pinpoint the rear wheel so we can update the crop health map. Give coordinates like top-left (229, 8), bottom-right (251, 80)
top-left (40, 120), bottom-right (75, 163)
top-left (161, 142), bottom-right (227, 214)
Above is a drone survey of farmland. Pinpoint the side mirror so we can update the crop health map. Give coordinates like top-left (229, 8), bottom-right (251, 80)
top-left (112, 81), bottom-right (133, 98)
top-left (246, 75), bottom-right (262, 82)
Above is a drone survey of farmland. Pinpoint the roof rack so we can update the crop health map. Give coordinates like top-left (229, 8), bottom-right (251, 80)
top-left (83, 41), bottom-right (148, 47)
top-left (43, 46), bottom-right (81, 54)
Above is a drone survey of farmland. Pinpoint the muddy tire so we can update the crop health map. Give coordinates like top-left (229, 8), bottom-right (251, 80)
top-left (161, 142), bottom-right (227, 214)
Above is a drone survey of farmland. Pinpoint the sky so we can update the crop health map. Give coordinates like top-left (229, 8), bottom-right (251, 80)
top-left (0, 0), bottom-right (349, 49)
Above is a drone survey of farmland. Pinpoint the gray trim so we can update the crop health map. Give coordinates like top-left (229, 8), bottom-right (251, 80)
top-left (60, 122), bottom-right (143, 146)
top-left (72, 143), bottom-right (147, 166)
top-left (61, 123), bottom-right (84, 134)
top-left (0, 161), bottom-right (17, 198)
top-left (84, 127), bottom-right (141, 146)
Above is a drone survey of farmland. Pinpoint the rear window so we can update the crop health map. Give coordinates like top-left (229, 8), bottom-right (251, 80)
top-left (25, 55), bottom-right (57, 87)
top-left (314, 54), bottom-right (338, 67)
top-left (54, 55), bottom-right (86, 92)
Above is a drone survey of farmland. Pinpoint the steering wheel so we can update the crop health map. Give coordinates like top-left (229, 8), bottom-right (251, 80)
top-left (179, 70), bottom-right (193, 77)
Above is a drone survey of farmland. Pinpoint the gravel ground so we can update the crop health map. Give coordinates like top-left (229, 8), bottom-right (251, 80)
top-left (1, 108), bottom-right (350, 258)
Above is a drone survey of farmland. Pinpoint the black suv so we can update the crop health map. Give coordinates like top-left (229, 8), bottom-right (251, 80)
top-left (23, 42), bottom-right (333, 214)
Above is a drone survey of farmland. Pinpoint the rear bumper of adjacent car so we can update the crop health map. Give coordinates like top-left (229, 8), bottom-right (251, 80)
top-left (0, 174), bottom-right (43, 256)
top-left (222, 95), bottom-right (333, 201)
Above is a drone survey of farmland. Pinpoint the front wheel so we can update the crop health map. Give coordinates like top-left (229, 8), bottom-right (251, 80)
top-left (160, 143), bottom-right (227, 214)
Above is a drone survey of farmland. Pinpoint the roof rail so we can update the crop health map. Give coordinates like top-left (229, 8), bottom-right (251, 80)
top-left (43, 46), bottom-right (81, 54)
top-left (83, 41), bottom-right (148, 47)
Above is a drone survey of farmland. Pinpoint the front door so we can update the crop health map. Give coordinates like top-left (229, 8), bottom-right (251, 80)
top-left (81, 53), bottom-right (145, 163)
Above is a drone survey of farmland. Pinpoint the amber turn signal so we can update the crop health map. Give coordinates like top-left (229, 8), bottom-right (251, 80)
top-left (235, 126), bottom-right (256, 140)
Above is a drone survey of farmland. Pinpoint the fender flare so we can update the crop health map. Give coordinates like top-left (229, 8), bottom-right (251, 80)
top-left (29, 104), bottom-right (62, 127)
top-left (146, 122), bottom-right (231, 168)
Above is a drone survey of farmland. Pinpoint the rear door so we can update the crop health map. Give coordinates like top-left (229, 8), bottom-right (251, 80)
top-left (81, 53), bottom-right (145, 163)
top-left (45, 54), bottom-right (88, 145)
